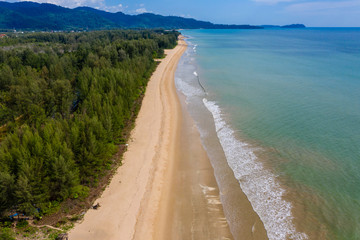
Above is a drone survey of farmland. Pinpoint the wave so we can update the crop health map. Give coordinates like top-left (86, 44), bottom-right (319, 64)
top-left (174, 42), bottom-right (204, 98)
top-left (202, 98), bottom-right (308, 240)
top-left (175, 77), bottom-right (203, 97)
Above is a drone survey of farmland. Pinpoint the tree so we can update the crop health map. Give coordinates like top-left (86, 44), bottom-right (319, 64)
top-left (0, 65), bottom-right (14, 90)
top-left (49, 155), bottom-right (77, 200)
top-left (0, 171), bottom-right (15, 215)
top-left (52, 79), bottom-right (74, 118)
top-left (0, 29), bottom-right (180, 217)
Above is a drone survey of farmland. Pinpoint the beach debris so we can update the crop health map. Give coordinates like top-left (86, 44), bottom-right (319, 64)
top-left (56, 233), bottom-right (69, 240)
top-left (92, 203), bottom-right (101, 210)
top-left (193, 71), bottom-right (207, 94)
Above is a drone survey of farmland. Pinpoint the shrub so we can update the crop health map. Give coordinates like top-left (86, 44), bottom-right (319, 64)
top-left (0, 227), bottom-right (15, 240)
top-left (70, 185), bottom-right (90, 200)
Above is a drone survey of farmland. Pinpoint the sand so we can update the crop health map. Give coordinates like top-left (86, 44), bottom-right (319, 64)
top-left (69, 38), bottom-right (233, 240)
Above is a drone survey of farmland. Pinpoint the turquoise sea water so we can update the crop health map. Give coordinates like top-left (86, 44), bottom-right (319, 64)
top-left (177, 28), bottom-right (360, 239)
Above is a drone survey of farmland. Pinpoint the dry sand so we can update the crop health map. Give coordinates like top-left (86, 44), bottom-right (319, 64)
top-left (69, 38), bottom-right (233, 240)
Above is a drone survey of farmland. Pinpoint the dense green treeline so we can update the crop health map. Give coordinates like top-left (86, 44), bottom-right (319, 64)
top-left (0, 30), bottom-right (179, 217)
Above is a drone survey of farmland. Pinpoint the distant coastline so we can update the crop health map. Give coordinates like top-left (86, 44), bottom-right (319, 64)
top-left (0, 1), bottom-right (304, 31)
top-left (261, 24), bottom-right (306, 28)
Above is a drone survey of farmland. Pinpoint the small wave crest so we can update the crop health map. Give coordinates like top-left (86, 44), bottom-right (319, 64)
top-left (175, 77), bottom-right (203, 97)
top-left (191, 43), bottom-right (197, 53)
top-left (203, 98), bottom-right (308, 240)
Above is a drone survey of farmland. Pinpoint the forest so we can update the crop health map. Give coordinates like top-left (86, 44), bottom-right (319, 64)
top-left (0, 30), bottom-right (179, 219)
top-left (0, 2), bottom-right (262, 31)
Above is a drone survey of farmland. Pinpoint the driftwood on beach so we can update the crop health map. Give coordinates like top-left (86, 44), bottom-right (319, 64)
top-left (92, 203), bottom-right (101, 210)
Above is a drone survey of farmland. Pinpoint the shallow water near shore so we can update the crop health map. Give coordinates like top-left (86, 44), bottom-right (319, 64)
top-left (176, 28), bottom-right (360, 240)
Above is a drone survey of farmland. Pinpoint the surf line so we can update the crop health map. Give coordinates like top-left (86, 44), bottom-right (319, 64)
top-left (193, 71), bottom-right (207, 94)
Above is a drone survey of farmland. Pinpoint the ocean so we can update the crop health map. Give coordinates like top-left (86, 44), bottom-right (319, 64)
top-left (175, 28), bottom-right (360, 240)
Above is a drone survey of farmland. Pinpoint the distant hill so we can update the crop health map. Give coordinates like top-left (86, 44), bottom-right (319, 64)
top-left (0, 1), bottom-right (262, 30)
top-left (281, 24), bottom-right (306, 28)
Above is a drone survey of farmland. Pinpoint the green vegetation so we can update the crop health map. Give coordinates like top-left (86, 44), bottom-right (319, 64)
top-left (0, 30), bottom-right (179, 219)
top-left (0, 227), bottom-right (15, 240)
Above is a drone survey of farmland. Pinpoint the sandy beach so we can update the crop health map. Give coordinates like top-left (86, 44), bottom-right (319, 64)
top-left (69, 38), bottom-right (232, 240)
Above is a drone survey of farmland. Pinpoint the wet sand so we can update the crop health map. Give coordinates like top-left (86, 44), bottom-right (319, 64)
top-left (69, 38), bottom-right (233, 240)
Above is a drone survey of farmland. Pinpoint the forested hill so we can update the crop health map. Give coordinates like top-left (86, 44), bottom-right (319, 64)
top-left (0, 1), bottom-right (262, 31)
top-left (0, 30), bottom-right (178, 220)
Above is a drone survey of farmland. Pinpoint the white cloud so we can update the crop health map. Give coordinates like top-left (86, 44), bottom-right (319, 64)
top-left (286, 0), bottom-right (360, 12)
top-left (135, 7), bottom-right (147, 14)
top-left (18, 0), bottom-right (125, 12)
top-left (180, 14), bottom-right (192, 18)
top-left (103, 4), bottom-right (125, 13)
top-left (18, 0), bottom-right (103, 8)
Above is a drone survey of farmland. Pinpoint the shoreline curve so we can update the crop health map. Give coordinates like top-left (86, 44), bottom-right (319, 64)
top-left (69, 37), bottom-right (233, 240)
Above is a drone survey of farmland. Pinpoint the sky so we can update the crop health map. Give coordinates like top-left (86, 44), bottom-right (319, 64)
top-left (5, 0), bottom-right (360, 26)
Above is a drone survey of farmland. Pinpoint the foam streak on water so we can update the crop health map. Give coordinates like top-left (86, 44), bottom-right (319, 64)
top-left (203, 98), bottom-right (308, 240)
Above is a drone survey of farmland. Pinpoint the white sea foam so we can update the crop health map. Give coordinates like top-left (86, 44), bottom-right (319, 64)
top-left (175, 77), bottom-right (203, 97)
top-left (203, 98), bottom-right (308, 240)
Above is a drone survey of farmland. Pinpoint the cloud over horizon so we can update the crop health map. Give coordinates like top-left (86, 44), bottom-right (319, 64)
top-left (18, 0), bottom-right (102, 8)
top-left (286, 0), bottom-right (360, 12)
top-left (252, 0), bottom-right (294, 5)
top-left (134, 8), bottom-right (147, 13)
top-left (4, 0), bottom-right (360, 26)
top-left (15, 0), bottom-right (125, 12)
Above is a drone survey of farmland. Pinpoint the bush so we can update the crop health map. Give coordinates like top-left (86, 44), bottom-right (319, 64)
top-left (15, 220), bottom-right (28, 229)
top-left (0, 227), bottom-right (15, 240)
top-left (70, 185), bottom-right (90, 200)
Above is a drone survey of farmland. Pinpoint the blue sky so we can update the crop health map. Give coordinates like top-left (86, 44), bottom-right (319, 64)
top-left (7, 0), bottom-right (360, 26)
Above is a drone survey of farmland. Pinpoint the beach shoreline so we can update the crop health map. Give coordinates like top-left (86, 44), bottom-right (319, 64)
top-left (69, 37), bottom-right (232, 239)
